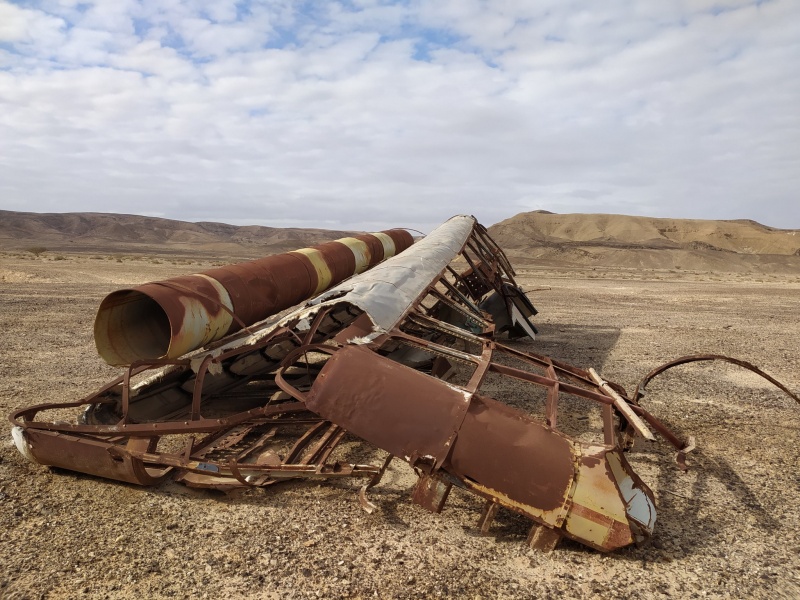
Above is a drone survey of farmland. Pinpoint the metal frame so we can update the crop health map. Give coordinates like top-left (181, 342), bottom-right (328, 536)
top-left (10, 215), bottom-right (708, 552)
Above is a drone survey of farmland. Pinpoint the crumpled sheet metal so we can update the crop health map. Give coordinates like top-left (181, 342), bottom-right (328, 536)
top-left (301, 345), bottom-right (578, 516)
top-left (10, 214), bottom-right (706, 553)
top-left (308, 214), bottom-right (476, 333)
top-left (276, 334), bottom-right (656, 551)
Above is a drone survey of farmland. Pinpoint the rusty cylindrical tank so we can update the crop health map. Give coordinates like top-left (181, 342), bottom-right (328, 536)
top-left (94, 230), bottom-right (414, 366)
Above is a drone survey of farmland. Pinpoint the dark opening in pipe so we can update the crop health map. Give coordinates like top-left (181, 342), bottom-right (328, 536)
top-left (95, 290), bottom-right (172, 366)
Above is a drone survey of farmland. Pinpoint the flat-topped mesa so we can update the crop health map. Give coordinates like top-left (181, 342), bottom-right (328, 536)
top-left (93, 229), bottom-right (413, 366)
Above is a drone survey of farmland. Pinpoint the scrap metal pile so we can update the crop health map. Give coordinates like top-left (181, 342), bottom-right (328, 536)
top-left (11, 215), bottom-right (796, 553)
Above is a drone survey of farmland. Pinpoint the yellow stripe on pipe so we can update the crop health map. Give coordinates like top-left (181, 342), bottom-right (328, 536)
top-left (337, 237), bottom-right (372, 274)
top-left (195, 274), bottom-right (235, 312)
top-left (170, 274), bottom-right (236, 357)
top-left (291, 248), bottom-right (333, 295)
top-left (372, 232), bottom-right (397, 259)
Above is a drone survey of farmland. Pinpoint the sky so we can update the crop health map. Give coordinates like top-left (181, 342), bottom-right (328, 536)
top-left (1, 0), bottom-right (798, 232)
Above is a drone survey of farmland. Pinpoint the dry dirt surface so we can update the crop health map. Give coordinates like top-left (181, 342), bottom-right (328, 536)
top-left (1, 252), bottom-right (799, 599)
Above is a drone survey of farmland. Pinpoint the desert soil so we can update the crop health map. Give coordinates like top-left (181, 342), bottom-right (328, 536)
top-left (1, 252), bottom-right (799, 599)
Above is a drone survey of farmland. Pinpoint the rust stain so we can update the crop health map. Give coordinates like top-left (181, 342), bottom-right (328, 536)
top-left (446, 394), bottom-right (575, 514)
top-left (93, 229), bottom-right (413, 365)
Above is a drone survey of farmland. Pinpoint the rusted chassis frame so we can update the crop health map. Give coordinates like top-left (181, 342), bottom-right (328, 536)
top-left (10, 215), bottom-right (680, 552)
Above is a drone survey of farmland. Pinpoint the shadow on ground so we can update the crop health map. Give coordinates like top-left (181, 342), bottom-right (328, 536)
top-left (504, 322), bottom-right (622, 372)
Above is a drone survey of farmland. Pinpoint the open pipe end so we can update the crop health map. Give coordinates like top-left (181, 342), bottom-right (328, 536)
top-left (94, 289), bottom-right (172, 366)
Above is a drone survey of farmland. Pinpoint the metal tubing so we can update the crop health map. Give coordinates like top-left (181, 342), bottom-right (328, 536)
top-left (94, 229), bottom-right (413, 366)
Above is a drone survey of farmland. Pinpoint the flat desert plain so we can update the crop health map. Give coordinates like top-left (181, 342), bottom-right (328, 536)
top-left (1, 252), bottom-right (799, 599)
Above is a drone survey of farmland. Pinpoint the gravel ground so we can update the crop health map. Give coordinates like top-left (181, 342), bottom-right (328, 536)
top-left (1, 254), bottom-right (799, 599)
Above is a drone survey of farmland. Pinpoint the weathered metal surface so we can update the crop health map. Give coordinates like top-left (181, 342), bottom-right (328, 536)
top-left (94, 229), bottom-right (413, 366)
top-left (12, 426), bottom-right (170, 486)
top-left (447, 393), bottom-right (576, 521)
top-left (563, 445), bottom-right (655, 550)
top-left (11, 214), bottom-right (796, 554)
top-left (299, 345), bottom-right (470, 468)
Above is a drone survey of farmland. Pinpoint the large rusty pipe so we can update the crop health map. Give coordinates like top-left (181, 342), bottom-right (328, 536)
top-left (94, 230), bottom-right (413, 366)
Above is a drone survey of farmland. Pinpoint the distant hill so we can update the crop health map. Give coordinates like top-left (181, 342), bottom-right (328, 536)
top-left (0, 210), bottom-right (357, 257)
top-left (3, 209), bottom-right (799, 273)
top-left (489, 212), bottom-right (800, 273)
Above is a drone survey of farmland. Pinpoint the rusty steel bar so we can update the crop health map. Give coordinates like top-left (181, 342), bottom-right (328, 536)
top-left (589, 368), bottom-right (655, 441)
top-left (94, 229), bottom-right (413, 366)
top-left (634, 353), bottom-right (800, 405)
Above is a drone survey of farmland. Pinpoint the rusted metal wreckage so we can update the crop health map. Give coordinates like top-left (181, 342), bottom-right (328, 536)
top-left (10, 215), bottom-right (797, 553)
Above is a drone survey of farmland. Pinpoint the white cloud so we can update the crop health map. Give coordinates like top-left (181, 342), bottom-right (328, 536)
top-left (0, 0), bottom-right (798, 231)
top-left (0, 2), bottom-right (65, 44)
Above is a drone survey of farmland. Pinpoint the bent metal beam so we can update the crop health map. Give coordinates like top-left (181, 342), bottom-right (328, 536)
top-left (93, 229), bottom-right (413, 366)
